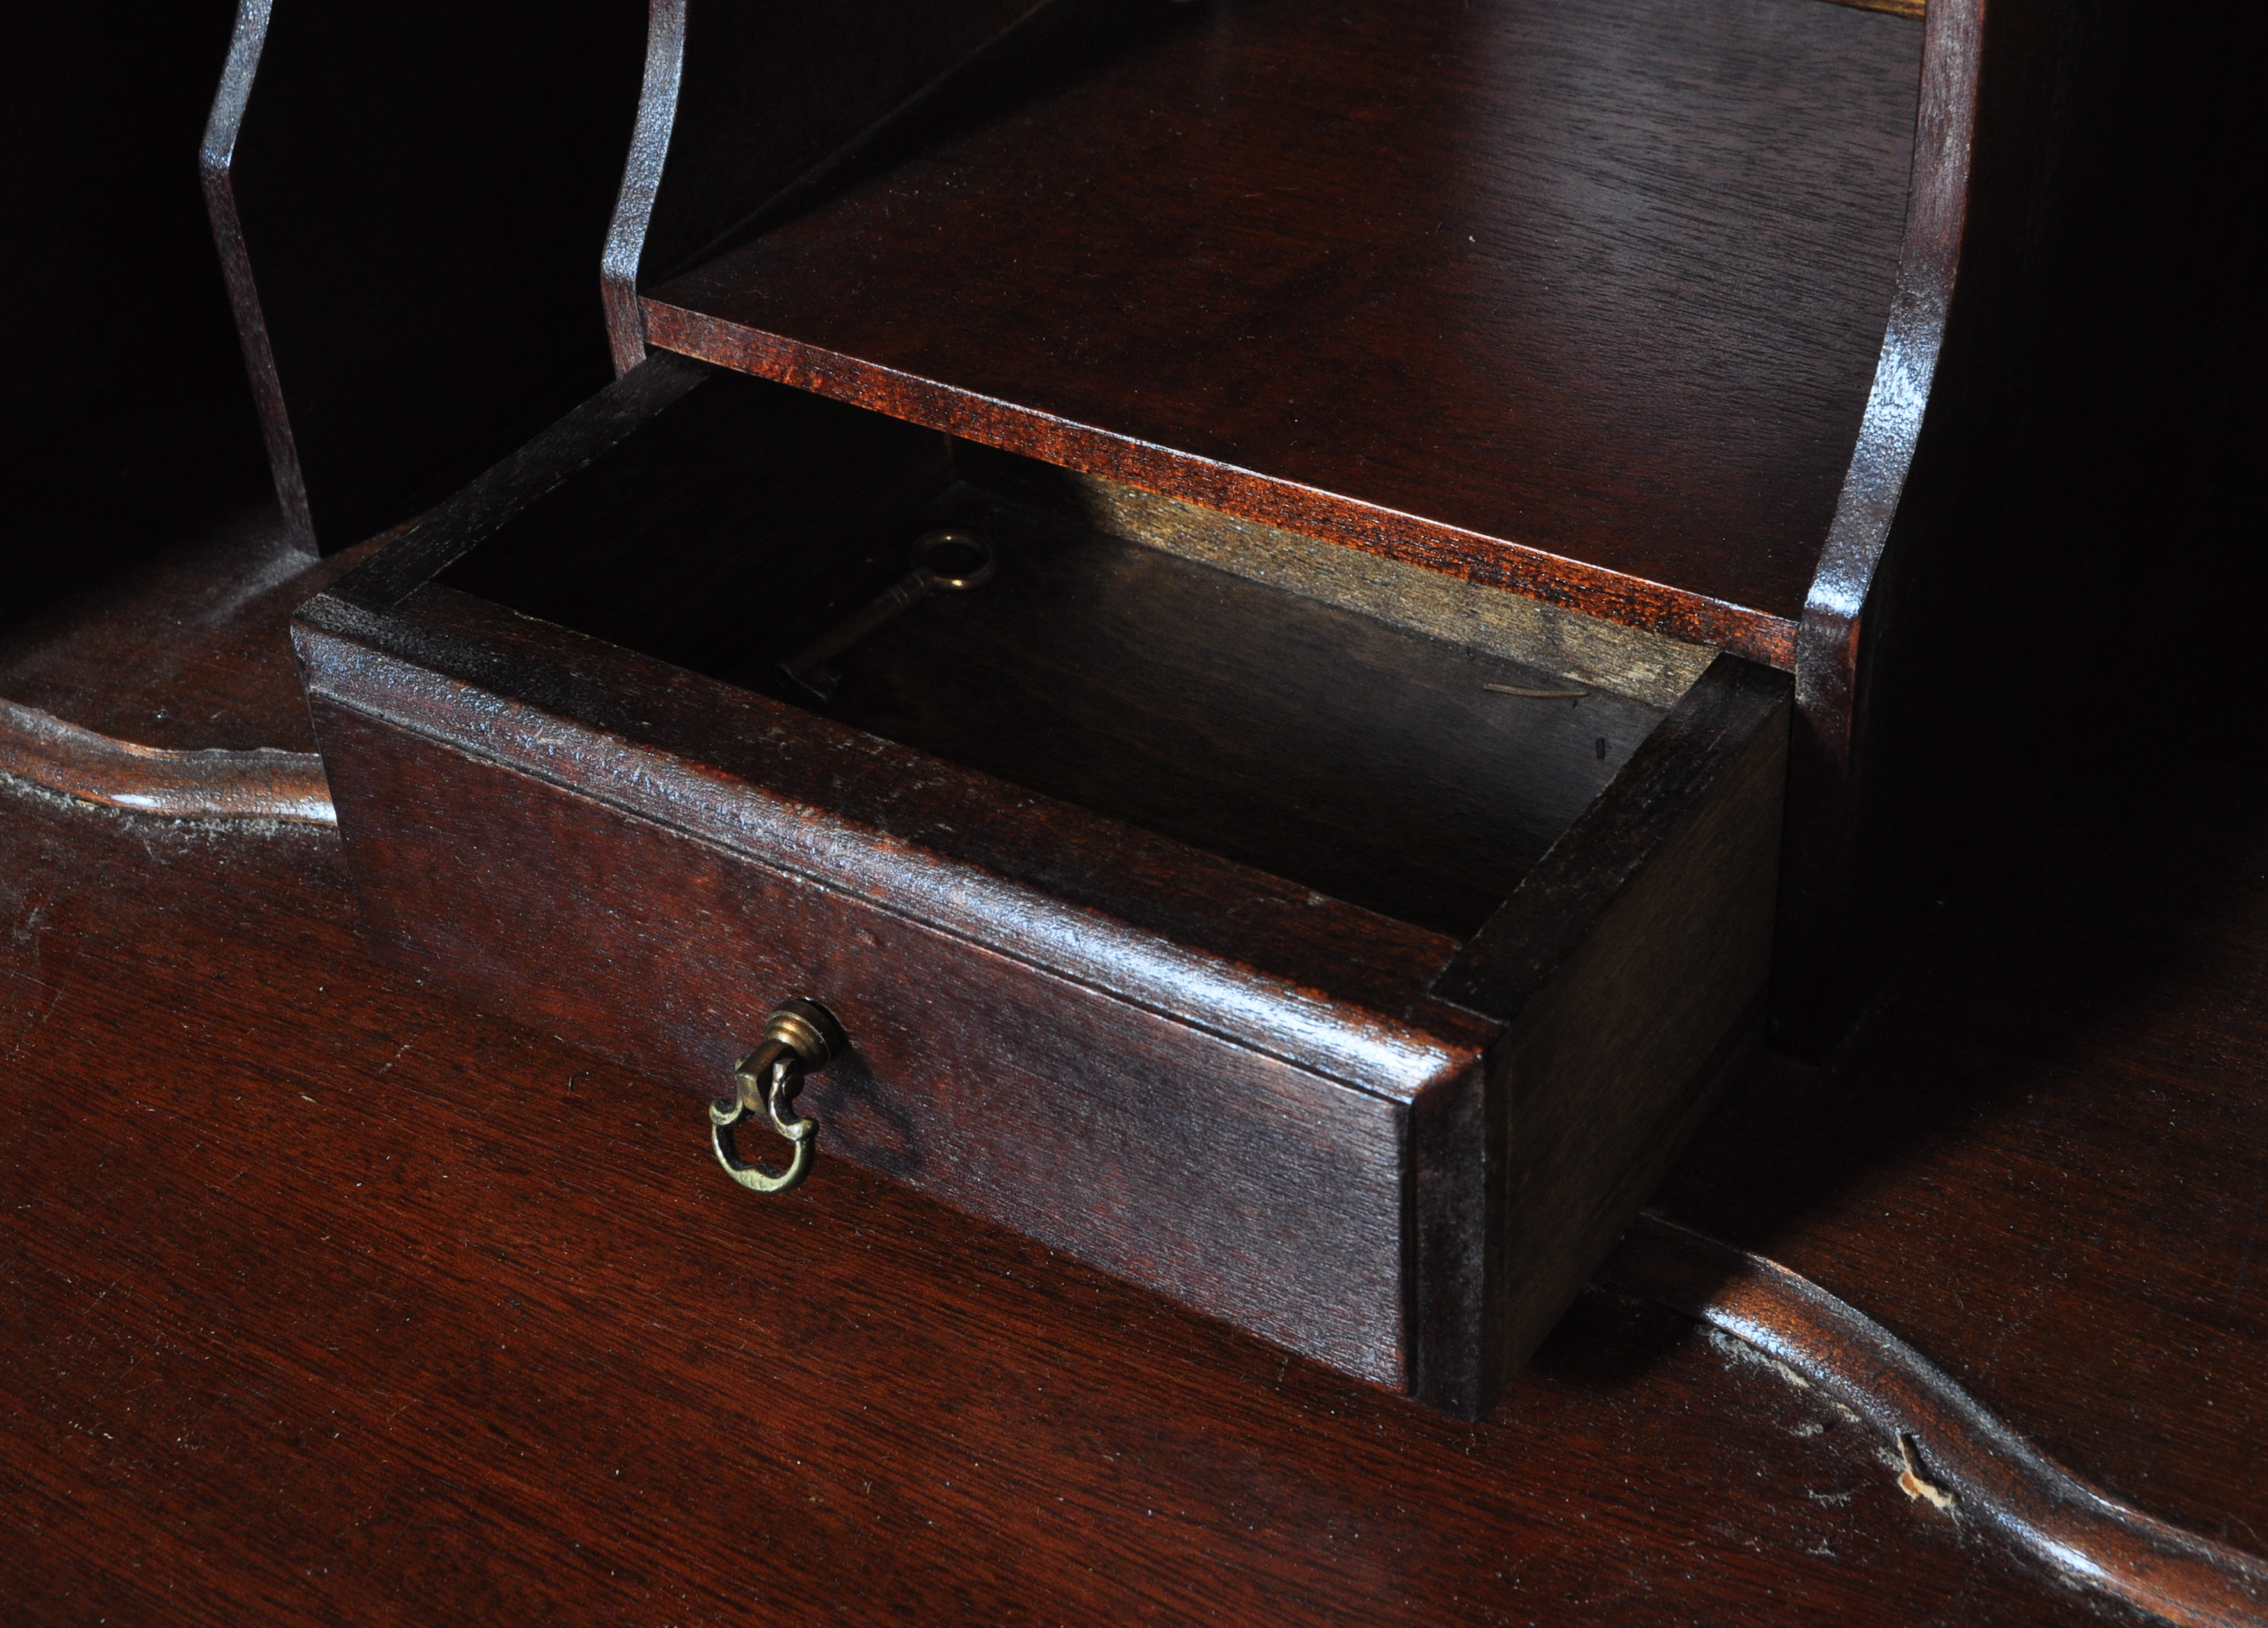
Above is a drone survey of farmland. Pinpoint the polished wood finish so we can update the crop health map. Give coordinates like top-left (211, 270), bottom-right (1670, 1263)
top-left (289, 358), bottom-right (1788, 1415)
top-left (5, 509), bottom-right (2266, 1623)
top-left (1442, 654), bottom-right (1787, 1376)
top-left (598, 0), bottom-right (2082, 1049)
top-left (0, 697), bottom-right (332, 825)
top-left (605, 0), bottom-right (1044, 373)
top-left (201, 0), bottom-right (644, 553)
top-left (604, 0), bottom-right (2253, 1054)
top-left (1609, 1213), bottom-right (2268, 1628)
top-left (297, 596), bottom-right (1484, 1398)
top-left (638, 0), bottom-right (1922, 663)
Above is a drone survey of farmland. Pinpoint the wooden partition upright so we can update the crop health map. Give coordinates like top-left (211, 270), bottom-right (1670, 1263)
top-left (201, 0), bottom-right (646, 554)
top-left (594, 0), bottom-right (2092, 1044)
top-left (602, 0), bottom-right (1055, 373)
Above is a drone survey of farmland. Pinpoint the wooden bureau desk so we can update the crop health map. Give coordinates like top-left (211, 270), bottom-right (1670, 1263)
top-left (3, 0), bottom-right (2263, 1619)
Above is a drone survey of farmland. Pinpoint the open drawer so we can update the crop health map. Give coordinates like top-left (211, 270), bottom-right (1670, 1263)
top-left (292, 354), bottom-right (1788, 1418)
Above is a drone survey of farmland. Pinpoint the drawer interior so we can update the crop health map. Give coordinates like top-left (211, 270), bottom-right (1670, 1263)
top-left (307, 356), bottom-right (1787, 1416)
top-left (439, 369), bottom-right (1708, 939)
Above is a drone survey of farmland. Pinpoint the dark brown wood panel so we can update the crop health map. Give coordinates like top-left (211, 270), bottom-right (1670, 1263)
top-left (0, 780), bottom-right (2135, 1628)
top-left (297, 570), bottom-right (1522, 1402)
top-left (300, 583), bottom-right (1468, 1027)
top-left (7, 474), bottom-right (2267, 1624)
top-left (646, 0), bottom-right (1922, 652)
top-left (807, 505), bottom-right (1669, 941)
top-left (1458, 656), bottom-right (1790, 1373)
top-left (307, 694), bottom-right (1458, 1389)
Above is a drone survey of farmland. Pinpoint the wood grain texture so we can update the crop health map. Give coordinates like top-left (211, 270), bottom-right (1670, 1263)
top-left (290, 351), bottom-right (1781, 1413)
top-left (1441, 655), bottom-right (1790, 1385)
top-left (0, 782), bottom-right (2137, 1628)
top-left (3, 537), bottom-right (2257, 1624)
top-left (297, 583), bottom-right (1495, 1399)
top-left (296, 566), bottom-right (1787, 1413)
top-left (640, 0), bottom-right (1921, 658)
top-left (7, 495), bottom-right (2268, 1623)
top-left (1654, 646), bottom-right (2268, 1578)
top-left (1608, 1213), bottom-right (2268, 1628)
top-left (313, 585), bottom-right (1464, 1026)
top-left (0, 698), bottom-right (332, 825)
top-left (604, 0), bottom-right (1050, 371)
top-left (306, 692), bottom-right (1468, 1390)
top-left (200, 0), bottom-right (644, 552)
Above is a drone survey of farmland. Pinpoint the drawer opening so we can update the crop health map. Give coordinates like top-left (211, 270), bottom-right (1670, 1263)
top-left (438, 369), bottom-right (1715, 941)
top-left (305, 354), bottom-right (1792, 1417)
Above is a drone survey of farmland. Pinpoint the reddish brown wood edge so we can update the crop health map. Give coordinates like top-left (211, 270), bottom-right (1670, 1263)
top-left (1605, 1213), bottom-right (2268, 1628)
top-left (0, 698), bottom-right (335, 825)
top-left (638, 302), bottom-right (1801, 670)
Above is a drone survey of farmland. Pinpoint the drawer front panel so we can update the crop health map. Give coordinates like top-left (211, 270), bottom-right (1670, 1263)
top-left (313, 697), bottom-right (1426, 1387)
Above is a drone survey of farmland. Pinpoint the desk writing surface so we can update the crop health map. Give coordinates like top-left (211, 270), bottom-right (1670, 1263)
top-left (0, 512), bottom-right (2263, 1623)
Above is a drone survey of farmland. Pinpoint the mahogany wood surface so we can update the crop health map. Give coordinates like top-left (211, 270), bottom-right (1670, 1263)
top-left (288, 348), bottom-right (1795, 1415)
top-left (308, 687), bottom-right (1461, 1391)
top-left (605, 0), bottom-right (1046, 372)
top-left (640, 0), bottom-right (1922, 661)
top-left (0, 697), bottom-right (332, 825)
top-left (1609, 1214), bottom-right (2268, 1628)
top-left (1441, 655), bottom-right (1788, 1384)
top-left (6, 498), bottom-right (2267, 1624)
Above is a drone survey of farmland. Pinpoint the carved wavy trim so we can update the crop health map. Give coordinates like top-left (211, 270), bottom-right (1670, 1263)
top-left (1606, 1213), bottom-right (2268, 1628)
top-left (1821, 0), bottom-right (1925, 19)
top-left (0, 698), bottom-right (335, 825)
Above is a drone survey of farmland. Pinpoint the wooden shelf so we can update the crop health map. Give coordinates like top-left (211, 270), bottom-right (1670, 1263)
top-left (643, 0), bottom-right (1923, 662)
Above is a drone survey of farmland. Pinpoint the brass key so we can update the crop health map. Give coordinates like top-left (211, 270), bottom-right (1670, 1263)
top-left (780, 527), bottom-right (996, 702)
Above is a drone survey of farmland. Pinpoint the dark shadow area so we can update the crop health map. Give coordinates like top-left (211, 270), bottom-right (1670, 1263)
top-left (1640, 0), bottom-right (2268, 1322)
top-left (1522, 1281), bottom-right (1707, 1392)
top-left (1, 0), bottom-right (272, 630)
top-left (223, 0), bottom-right (646, 551)
top-left (0, 502), bottom-right (367, 755)
top-left (720, 0), bottom-right (1205, 252)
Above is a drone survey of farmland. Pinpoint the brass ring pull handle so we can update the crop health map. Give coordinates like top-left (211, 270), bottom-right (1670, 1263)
top-left (709, 999), bottom-right (846, 1195)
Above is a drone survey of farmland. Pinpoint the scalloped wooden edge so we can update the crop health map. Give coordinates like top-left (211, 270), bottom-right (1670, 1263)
top-left (0, 698), bottom-right (335, 825)
top-left (1824, 0), bottom-right (1926, 20)
top-left (1607, 1213), bottom-right (2268, 1628)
